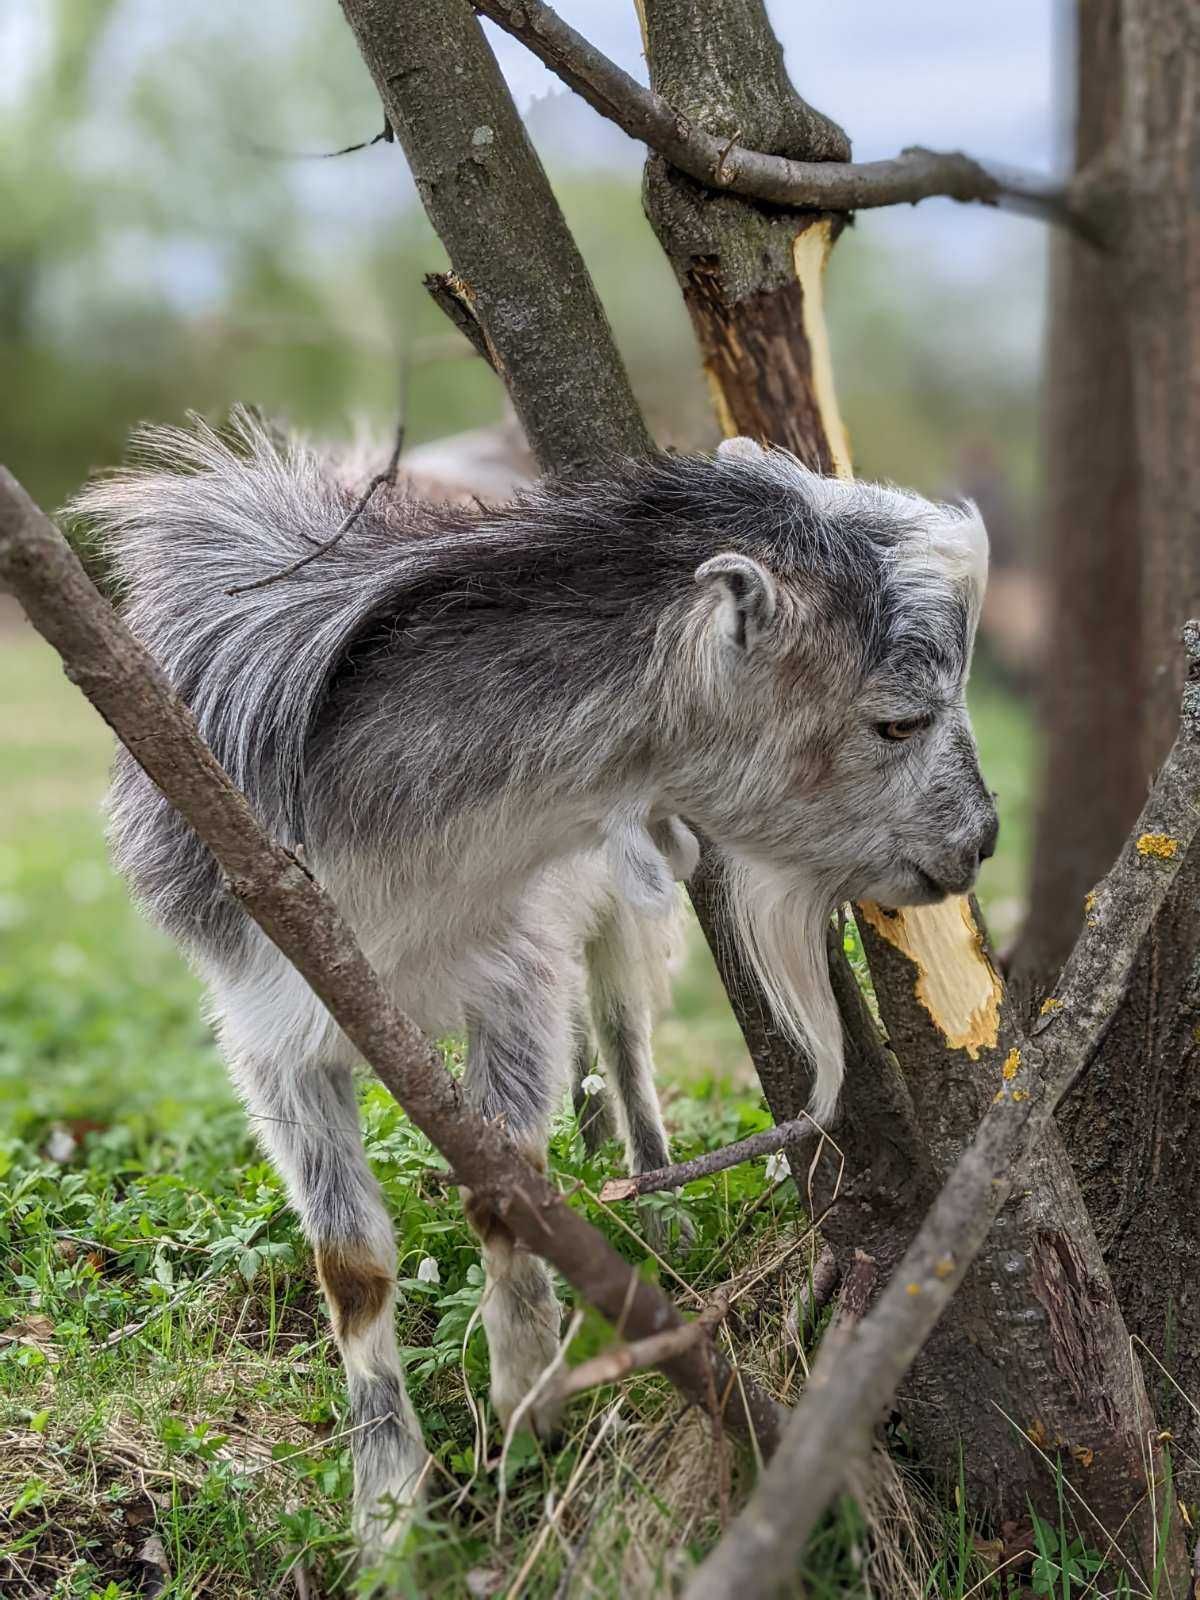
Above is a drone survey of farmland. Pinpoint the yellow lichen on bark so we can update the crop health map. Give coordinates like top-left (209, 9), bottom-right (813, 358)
top-left (857, 896), bottom-right (1003, 1057)
top-left (1136, 832), bottom-right (1179, 859)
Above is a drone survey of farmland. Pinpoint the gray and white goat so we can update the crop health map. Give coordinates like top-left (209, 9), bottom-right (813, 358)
top-left (75, 415), bottom-right (997, 1552)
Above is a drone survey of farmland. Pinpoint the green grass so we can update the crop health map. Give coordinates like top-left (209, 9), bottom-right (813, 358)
top-left (1, 621), bottom-right (1038, 1596)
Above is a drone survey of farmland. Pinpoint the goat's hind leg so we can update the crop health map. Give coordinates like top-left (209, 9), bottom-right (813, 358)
top-left (587, 902), bottom-right (696, 1253)
top-left (222, 1023), bottom-right (427, 1556)
top-left (570, 1006), bottom-right (617, 1157)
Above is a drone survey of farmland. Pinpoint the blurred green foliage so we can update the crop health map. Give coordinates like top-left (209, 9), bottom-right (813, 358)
top-left (5, 1), bottom-right (1041, 531)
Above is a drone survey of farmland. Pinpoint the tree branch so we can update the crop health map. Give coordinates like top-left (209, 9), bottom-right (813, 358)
top-left (0, 465), bottom-right (781, 1458)
top-left (474, 0), bottom-right (1094, 238)
top-left (684, 624), bottom-right (1200, 1599)
top-left (598, 1117), bottom-right (810, 1202)
top-left (553, 1297), bottom-right (728, 1403)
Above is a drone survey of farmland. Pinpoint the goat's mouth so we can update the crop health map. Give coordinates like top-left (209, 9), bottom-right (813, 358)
top-left (901, 859), bottom-right (953, 902)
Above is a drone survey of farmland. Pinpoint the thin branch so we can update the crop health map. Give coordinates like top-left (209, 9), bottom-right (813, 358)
top-left (227, 418), bottom-right (405, 595)
top-left (473, 0), bottom-right (1094, 238)
top-left (599, 1117), bottom-right (811, 1201)
top-left (553, 1297), bottom-right (728, 1403)
top-left (0, 465), bottom-right (782, 1458)
top-left (240, 121), bottom-right (393, 161)
top-left (684, 623), bottom-right (1200, 1600)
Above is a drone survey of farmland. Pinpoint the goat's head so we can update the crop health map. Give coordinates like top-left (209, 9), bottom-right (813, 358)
top-left (654, 438), bottom-right (998, 1119)
top-left (664, 435), bottom-right (997, 907)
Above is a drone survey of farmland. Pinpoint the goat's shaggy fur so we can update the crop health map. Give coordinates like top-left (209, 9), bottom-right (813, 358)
top-left (73, 413), bottom-right (997, 1550)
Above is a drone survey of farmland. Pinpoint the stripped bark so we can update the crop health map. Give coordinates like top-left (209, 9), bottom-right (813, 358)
top-left (686, 641), bottom-right (1200, 1596)
top-left (0, 465), bottom-right (781, 1455)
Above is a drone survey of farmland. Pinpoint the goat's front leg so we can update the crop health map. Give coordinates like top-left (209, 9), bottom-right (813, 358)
top-left (462, 980), bottom-right (567, 1442)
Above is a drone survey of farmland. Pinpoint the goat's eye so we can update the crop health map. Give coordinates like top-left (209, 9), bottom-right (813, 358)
top-left (876, 715), bottom-right (931, 742)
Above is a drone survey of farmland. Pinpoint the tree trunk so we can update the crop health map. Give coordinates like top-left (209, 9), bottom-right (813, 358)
top-left (1058, 0), bottom-right (1200, 1467)
top-left (640, 0), bottom-right (1181, 1568)
top-left (1011, 0), bottom-right (1143, 998)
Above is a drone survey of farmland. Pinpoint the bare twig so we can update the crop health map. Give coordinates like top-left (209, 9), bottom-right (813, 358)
top-left (227, 418), bottom-right (405, 594)
top-left (554, 1297), bottom-right (729, 1403)
top-left (684, 624), bottom-right (1200, 1600)
top-left (473, 0), bottom-right (1096, 238)
top-left (240, 122), bottom-right (393, 161)
top-left (599, 1117), bottom-right (810, 1201)
top-left (0, 466), bottom-right (782, 1458)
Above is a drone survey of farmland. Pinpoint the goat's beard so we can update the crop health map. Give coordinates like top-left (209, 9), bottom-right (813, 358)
top-left (724, 855), bottom-right (845, 1128)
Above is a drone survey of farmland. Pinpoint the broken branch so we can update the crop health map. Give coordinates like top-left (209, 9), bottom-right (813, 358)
top-left (554, 1297), bottom-right (728, 1403)
top-left (598, 1117), bottom-right (810, 1201)
top-left (474, 0), bottom-right (1093, 237)
top-left (684, 624), bottom-right (1200, 1599)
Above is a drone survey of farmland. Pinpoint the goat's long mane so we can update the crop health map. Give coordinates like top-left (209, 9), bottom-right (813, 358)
top-left (723, 856), bottom-right (845, 1126)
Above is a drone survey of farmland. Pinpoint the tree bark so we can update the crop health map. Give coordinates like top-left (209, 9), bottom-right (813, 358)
top-left (1058, 0), bottom-right (1200, 1466)
top-left (1012, 0), bottom-right (1143, 997)
top-left (639, 0), bottom-right (1181, 1559)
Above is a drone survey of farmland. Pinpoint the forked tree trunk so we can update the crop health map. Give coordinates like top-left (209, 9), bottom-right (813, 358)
top-left (1057, 0), bottom-right (1200, 1467)
top-left (639, 0), bottom-right (1180, 1569)
top-left (342, 0), bottom-right (1185, 1577)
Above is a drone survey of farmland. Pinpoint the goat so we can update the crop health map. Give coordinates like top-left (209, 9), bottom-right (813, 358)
top-left (74, 413), bottom-right (998, 1554)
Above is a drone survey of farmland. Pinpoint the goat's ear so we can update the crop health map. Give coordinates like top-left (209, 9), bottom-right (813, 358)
top-left (695, 552), bottom-right (777, 652)
top-left (716, 435), bottom-right (766, 463)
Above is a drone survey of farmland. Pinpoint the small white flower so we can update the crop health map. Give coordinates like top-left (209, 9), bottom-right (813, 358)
top-left (579, 1073), bottom-right (606, 1098)
top-left (416, 1256), bottom-right (440, 1285)
top-left (764, 1150), bottom-right (791, 1185)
